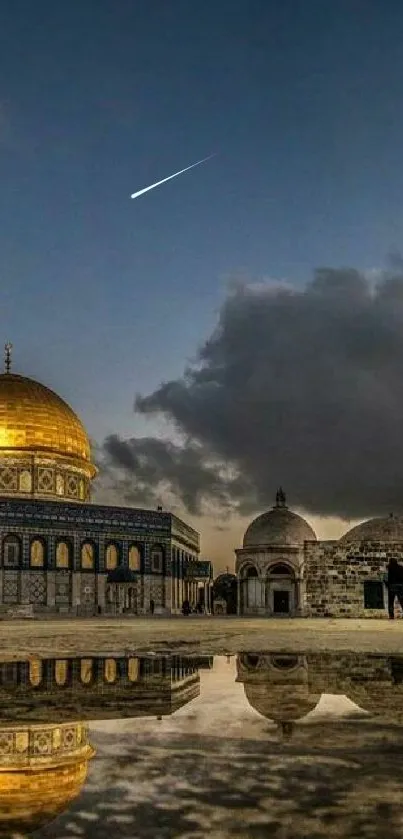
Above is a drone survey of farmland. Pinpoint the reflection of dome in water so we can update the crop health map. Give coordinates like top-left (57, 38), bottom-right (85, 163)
top-left (243, 490), bottom-right (317, 548)
top-left (237, 653), bottom-right (321, 724)
top-left (0, 721), bottom-right (94, 836)
top-left (340, 514), bottom-right (403, 544)
top-left (244, 684), bottom-right (321, 722)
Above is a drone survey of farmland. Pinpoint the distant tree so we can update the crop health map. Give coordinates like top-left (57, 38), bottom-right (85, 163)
top-left (213, 573), bottom-right (237, 614)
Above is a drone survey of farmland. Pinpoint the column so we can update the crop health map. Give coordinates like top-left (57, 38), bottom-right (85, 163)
top-left (97, 574), bottom-right (106, 612)
top-left (46, 571), bottom-right (56, 608)
top-left (237, 577), bottom-right (241, 615)
top-left (72, 572), bottom-right (81, 611)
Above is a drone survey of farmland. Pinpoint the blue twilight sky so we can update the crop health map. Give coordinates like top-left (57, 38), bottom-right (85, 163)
top-left (1, 0), bottom-right (403, 446)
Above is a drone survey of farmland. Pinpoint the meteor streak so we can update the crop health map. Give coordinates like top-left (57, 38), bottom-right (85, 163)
top-left (130, 154), bottom-right (215, 200)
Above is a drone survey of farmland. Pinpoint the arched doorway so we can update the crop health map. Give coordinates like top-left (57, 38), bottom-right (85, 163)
top-left (106, 567), bottom-right (139, 614)
top-left (266, 563), bottom-right (296, 615)
top-left (240, 565), bottom-right (264, 614)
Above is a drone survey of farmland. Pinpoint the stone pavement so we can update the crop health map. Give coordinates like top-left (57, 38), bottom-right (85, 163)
top-left (0, 616), bottom-right (403, 658)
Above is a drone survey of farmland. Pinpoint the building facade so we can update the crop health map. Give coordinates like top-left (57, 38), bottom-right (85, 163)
top-left (236, 488), bottom-right (403, 618)
top-left (0, 359), bottom-right (212, 615)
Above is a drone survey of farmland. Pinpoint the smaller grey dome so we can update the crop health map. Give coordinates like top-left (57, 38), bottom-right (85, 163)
top-left (340, 514), bottom-right (403, 544)
top-left (243, 489), bottom-right (317, 548)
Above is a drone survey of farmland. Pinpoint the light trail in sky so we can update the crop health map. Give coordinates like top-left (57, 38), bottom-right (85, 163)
top-left (130, 154), bottom-right (215, 200)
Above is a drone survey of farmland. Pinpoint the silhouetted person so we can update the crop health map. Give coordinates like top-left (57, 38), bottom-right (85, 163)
top-left (150, 599), bottom-right (155, 615)
top-left (386, 558), bottom-right (403, 619)
top-left (182, 599), bottom-right (191, 615)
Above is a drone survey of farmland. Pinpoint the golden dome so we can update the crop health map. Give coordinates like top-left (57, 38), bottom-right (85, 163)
top-left (0, 722), bottom-right (94, 836)
top-left (0, 373), bottom-right (91, 465)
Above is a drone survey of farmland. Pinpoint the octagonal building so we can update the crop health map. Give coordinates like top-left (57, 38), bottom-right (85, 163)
top-left (0, 350), bottom-right (212, 616)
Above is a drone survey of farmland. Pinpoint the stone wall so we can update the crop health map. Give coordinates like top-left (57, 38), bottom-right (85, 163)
top-left (304, 541), bottom-right (403, 618)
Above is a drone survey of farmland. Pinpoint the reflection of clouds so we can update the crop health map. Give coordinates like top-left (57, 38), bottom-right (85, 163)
top-left (36, 657), bottom-right (403, 838)
top-left (42, 726), bottom-right (403, 838)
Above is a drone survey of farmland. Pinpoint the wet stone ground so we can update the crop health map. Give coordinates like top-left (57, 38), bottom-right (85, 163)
top-left (1, 644), bottom-right (403, 837)
top-left (1, 616), bottom-right (403, 658)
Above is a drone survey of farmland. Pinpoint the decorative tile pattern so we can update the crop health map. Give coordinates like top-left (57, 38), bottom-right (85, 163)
top-left (32, 729), bottom-right (52, 755)
top-left (0, 732), bottom-right (13, 754)
top-left (55, 572), bottom-right (71, 605)
top-left (62, 726), bottom-right (77, 749)
top-left (37, 467), bottom-right (55, 493)
top-left (67, 475), bottom-right (78, 497)
top-left (3, 571), bottom-right (19, 603)
top-left (28, 573), bottom-right (46, 604)
top-left (80, 576), bottom-right (95, 604)
top-left (0, 467), bottom-right (18, 491)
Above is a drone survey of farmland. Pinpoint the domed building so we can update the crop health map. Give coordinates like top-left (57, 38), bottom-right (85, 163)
top-left (236, 490), bottom-right (403, 618)
top-left (235, 489), bottom-right (317, 616)
top-left (0, 346), bottom-right (212, 616)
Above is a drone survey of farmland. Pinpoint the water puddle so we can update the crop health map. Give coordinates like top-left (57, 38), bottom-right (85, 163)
top-left (1, 650), bottom-right (403, 836)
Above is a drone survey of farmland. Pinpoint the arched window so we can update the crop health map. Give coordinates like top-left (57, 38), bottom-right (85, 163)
top-left (2, 535), bottom-right (21, 568)
top-left (104, 658), bottom-right (117, 684)
top-left (55, 659), bottom-right (68, 686)
top-left (128, 545), bottom-right (141, 572)
top-left (81, 542), bottom-right (95, 570)
top-left (56, 541), bottom-right (70, 569)
top-left (269, 563), bottom-right (292, 575)
top-left (241, 654), bottom-right (261, 670)
top-left (30, 539), bottom-right (45, 568)
top-left (80, 658), bottom-right (93, 684)
top-left (151, 546), bottom-right (164, 573)
top-left (270, 655), bottom-right (299, 670)
top-left (29, 658), bottom-right (42, 687)
top-left (105, 544), bottom-right (118, 571)
top-left (128, 658), bottom-right (139, 682)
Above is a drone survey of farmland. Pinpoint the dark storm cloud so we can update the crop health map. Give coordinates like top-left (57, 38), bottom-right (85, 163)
top-left (101, 435), bottom-right (248, 516)
top-left (103, 267), bottom-right (403, 519)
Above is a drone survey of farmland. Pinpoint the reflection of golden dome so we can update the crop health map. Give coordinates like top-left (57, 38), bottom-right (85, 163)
top-left (0, 374), bottom-right (91, 463)
top-left (0, 721), bottom-right (94, 836)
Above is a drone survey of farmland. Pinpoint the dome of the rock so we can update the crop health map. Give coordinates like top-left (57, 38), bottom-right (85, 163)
top-left (0, 373), bottom-right (91, 463)
top-left (0, 371), bottom-right (96, 501)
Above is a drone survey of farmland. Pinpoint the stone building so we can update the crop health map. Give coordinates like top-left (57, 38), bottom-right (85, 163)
top-left (235, 488), bottom-right (403, 618)
top-left (0, 352), bottom-right (212, 615)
